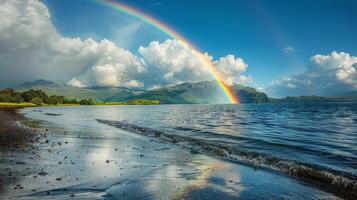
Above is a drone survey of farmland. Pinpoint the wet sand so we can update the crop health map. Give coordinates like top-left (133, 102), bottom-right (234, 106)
top-left (0, 107), bottom-right (42, 199)
top-left (0, 107), bottom-right (36, 147)
top-left (0, 107), bottom-right (347, 199)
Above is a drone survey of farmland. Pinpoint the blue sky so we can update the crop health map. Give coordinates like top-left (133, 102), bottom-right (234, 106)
top-left (43, 0), bottom-right (357, 86)
top-left (0, 0), bottom-right (356, 97)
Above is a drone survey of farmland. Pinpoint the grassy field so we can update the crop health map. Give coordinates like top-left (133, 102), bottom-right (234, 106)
top-left (0, 100), bottom-right (159, 107)
top-left (0, 102), bottom-right (80, 107)
top-left (0, 102), bottom-right (37, 107)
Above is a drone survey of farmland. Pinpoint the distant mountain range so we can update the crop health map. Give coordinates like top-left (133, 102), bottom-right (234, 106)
top-left (270, 95), bottom-right (357, 103)
top-left (14, 79), bottom-right (357, 104)
top-left (15, 79), bottom-right (269, 104)
top-left (19, 79), bottom-right (61, 88)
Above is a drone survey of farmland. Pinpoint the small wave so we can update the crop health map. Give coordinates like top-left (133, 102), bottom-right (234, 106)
top-left (45, 113), bottom-right (62, 116)
top-left (173, 125), bottom-right (357, 163)
top-left (97, 119), bottom-right (357, 198)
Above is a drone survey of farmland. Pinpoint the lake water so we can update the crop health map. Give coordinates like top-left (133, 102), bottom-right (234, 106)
top-left (21, 102), bottom-right (357, 196)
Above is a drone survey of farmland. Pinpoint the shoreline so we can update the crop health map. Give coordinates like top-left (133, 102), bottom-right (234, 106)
top-left (97, 119), bottom-right (357, 199)
top-left (0, 106), bottom-right (37, 148)
top-left (0, 106), bottom-right (349, 199)
top-left (0, 106), bottom-right (43, 199)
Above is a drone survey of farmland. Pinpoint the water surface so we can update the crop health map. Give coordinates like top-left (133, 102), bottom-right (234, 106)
top-left (20, 102), bottom-right (357, 198)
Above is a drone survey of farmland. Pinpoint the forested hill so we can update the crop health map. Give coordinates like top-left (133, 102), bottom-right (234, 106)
top-left (14, 80), bottom-right (269, 104)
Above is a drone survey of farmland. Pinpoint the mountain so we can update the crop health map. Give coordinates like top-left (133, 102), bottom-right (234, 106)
top-left (19, 79), bottom-right (61, 87)
top-left (124, 81), bottom-right (269, 104)
top-left (269, 89), bottom-right (357, 103)
top-left (16, 79), bottom-right (269, 104)
top-left (12, 79), bottom-right (357, 104)
top-left (124, 81), bottom-right (223, 104)
top-left (270, 95), bottom-right (357, 103)
top-left (16, 80), bottom-right (142, 102)
top-left (231, 84), bottom-right (270, 103)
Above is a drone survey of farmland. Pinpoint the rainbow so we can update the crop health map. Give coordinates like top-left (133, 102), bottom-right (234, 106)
top-left (92, 0), bottom-right (239, 104)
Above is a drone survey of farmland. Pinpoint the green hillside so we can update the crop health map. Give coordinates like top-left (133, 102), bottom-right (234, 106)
top-left (16, 81), bottom-right (143, 102)
top-left (124, 81), bottom-right (269, 104)
top-left (16, 80), bottom-right (270, 104)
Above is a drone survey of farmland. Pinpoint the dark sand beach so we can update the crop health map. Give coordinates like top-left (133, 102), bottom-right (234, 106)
top-left (0, 107), bottom-right (35, 147)
top-left (0, 107), bottom-right (43, 198)
top-left (0, 106), bottom-right (351, 199)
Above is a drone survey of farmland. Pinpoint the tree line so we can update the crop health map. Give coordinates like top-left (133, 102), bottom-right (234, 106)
top-left (0, 88), bottom-right (95, 105)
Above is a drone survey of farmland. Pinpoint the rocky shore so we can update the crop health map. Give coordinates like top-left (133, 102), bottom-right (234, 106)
top-left (0, 107), bottom-right (39, 199)
top-left (0, 107), bottom-right (35, 148)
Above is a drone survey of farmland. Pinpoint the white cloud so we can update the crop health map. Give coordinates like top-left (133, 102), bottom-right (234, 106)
top-left (284, 46), bottom-right (294, 54)
top-left (213, 54), bottom-right (249, 84)
top-left (310, 51), bottom-right (357, 85)
top-left (68, 79), bottom-right (85, 88)
top-left (125, 80), bottom-right (144, 87)
top-left (149, 2), bottom-right (163, 8)
top-left (138, 39), bottom-right (211, 84)
top-left (0, 0), bottom-right (145, 88)
top-left (0, 0), bottom-right (252, 89)
top-left (67, 39), bottom-right (146, 88)
top-left (138, 39), bottom-right (250, 86)
top-left (267, 51), bottom-right (357, 97)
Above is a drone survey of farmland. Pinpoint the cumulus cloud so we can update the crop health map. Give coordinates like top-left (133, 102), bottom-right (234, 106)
top-left (138, 39), bottom-right (250, 86)
top-left (267, 51), bottom-right (357, 97)
top-left (0, 0), bottom-right (145, 87)
top-left (138, 40), bottom-right (212, 85)
top-left (0, 0), bottom-right (251, 89)
top-left (310, 51), bottom-right (357, 85)
top-left (66, 39), bottom-right (146, 88)
top-left (213, 54), bottom-right (250, 84)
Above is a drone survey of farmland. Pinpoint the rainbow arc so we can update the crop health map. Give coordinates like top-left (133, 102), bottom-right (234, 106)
top-left (93, 0), bottom-right (239, 104)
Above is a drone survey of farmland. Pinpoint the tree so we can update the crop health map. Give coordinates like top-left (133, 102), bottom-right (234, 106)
top-left (79, 98), bottom-right (95, 105)
top-left (47, 95), bottom-right (66, 105)
top-left (47, 95), bottom-right (59, 105)
top-left (0, 88), bottom-right (81, 105)
top-left (0, 88), bottom-right (24, 103)
top-left (30, 97), bottom-right (43, 106)
top-left (69, 99), bottom-right (78, 104)
top-left (0, 93), bottom-right (11, 102)
top-left (1, 88), bottom-right (15, 95)
top-left (21, 89), bottom-right (49, 103)
top-left (11, 94), bottom-right (24, 103)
